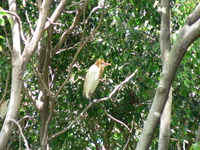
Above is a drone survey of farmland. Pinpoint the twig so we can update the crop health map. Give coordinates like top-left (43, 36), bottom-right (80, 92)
top-left (22, 83), bottom-right (36, 103)
top-left (104, 110), bottom-right (131, 133)
top-left (3, 22), bottom-right (12, 52)
top-left (10, 119), bottom-right (30, 150)
top-left (45, 1), bottom-right (84, 30)
top-left (52, 0), bottom-right (90, 55)
top-left (25, 10), bottom-right (34, 35)
top-left (56, 41), bottom-right (81, 54)
top-left (48, 69), bottom-right (138, 141)
top-left (123, 119), bottom-right (135, 150)
top-left (33, 65), bottom-right (53, 99)
top-left (109, 69), bottom-right (139, 98)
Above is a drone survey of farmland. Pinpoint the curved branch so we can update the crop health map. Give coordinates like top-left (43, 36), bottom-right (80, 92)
top-left (0, 10), bottom-right (27, 44)
top-left (10, 119), bottom-right (30, 150)
top-left (123, 120), bottom-right (135, 150)
top-left (109, 69), bottom-right (139, 98)
top-left (45, 1), bottom-right (84, 30)
top-left (104, 110), bottom-right (131, 133)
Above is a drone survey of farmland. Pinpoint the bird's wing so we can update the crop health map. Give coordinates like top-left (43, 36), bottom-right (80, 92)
top-left (84, 65), bottom-right (100, 98)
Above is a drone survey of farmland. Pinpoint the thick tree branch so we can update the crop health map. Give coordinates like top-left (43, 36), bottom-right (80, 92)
top-left (48, 69), bottom-right (138, 141)
top-left (22, 0), bottom-right (52, 69)
top-left (186, 3), bottom-right (200, 26)
top-left (0, 1), bottom-right (23, 149)
top-left (136, 4), bottom-right (200, 150)
top-left (158, 0), bottom-right (172, 150)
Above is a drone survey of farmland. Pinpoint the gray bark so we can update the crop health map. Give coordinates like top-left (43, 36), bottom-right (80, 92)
top-left (158, 0), bottom-right (172, 149)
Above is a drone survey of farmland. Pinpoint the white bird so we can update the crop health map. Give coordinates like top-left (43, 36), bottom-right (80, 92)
top-left (84, 59), bottom-right (111, 99)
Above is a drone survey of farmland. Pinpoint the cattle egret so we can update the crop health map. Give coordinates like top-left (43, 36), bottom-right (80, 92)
top-left (84, 59), bottom-right (111, 99)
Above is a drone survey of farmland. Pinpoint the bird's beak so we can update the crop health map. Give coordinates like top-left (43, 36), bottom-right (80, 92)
top-left (103, 62), bottom-right (111, 66)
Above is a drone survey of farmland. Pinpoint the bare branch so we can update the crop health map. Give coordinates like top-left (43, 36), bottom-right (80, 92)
top-left (109, 69), bottom-right (139, 98)
top-left (56, 41), bottom-right (81, 54)
top-left (10, 119), bottom-right (30, 150)
top-left (0, 10), bottom-right (27, 44)
top-left (48, 69), bottom-right (138, 141)
top-left (105, 110), bottom-right (131, 133)
top-left (22, 0), bottom-right (52, 68)
top-left (44, 0), bottom-right (84, 30)
top-left (25, 10), bottom-right (34, 35)
top-left (33, 63), bottom-right (54, 99)
top-left (52, 0), bottom-right (89, 55)
top-left (123, 120), bottom-right (135, 150)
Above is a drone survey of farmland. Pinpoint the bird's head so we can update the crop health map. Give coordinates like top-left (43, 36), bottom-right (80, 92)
top-left (95, 59), bottom-right (111, 67)
top-left (94, 59), bottom-right (111, 78)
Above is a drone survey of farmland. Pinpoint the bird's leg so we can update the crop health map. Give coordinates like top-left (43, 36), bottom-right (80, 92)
top-left (89, 92), bottom-right (95, 102)
top-left (91, 95), bottom-right (95, 101)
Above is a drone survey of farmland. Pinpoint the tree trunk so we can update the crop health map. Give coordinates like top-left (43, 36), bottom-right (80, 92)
top-left (158, 88), bottom-right (172, 150)
top-left (158, 0), bottom-right (172, 149)
top-left (0, 0), bottom-right (22, 149)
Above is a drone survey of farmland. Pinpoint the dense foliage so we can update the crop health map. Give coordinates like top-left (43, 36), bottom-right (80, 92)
top-left (0, 0), bottom-right (199, 149)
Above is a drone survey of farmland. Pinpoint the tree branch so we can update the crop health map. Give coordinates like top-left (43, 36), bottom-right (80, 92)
top-left (10, 119), bottom-right (30, 150)
top-left (109, 69), bottom-right (139, 98)
top-left (44, 0), bottom-right (84, 30)
top-left (52, 0), bottom-right (89, 55)
top-left (123, 119), bottom-right (135, 150)
top-left (34, 59), bottom-right (53, 99)
top-left (104, 110), bottom-right (131, 133)
top-left (48, 69), bottom-right (138, 141)
top-left (22, 0), bottom-right (52, 70)
top-left (186, 3), bottom-right (200, 26)
top-left (0, 10), bottom-right (27, 44)
top-left (195, 123), bottom-right (200, 143)
top-left (158, 0), bottom-right (172, 149)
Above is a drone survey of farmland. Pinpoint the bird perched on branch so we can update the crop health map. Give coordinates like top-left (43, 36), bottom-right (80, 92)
top-left (84, 59), bottom-right (111, 99)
